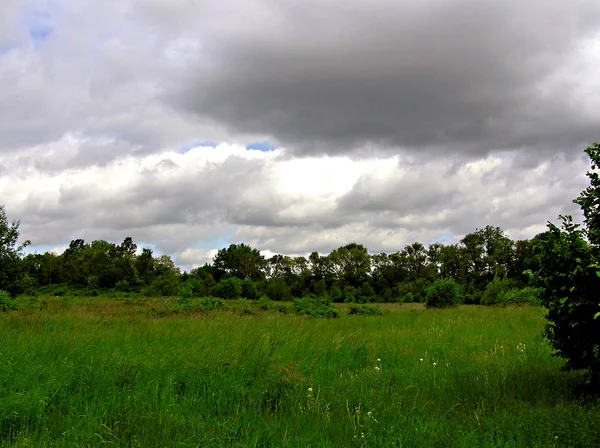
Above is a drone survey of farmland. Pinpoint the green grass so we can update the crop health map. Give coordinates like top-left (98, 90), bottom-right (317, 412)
top-left (0, 298), bottom-right (598, 447)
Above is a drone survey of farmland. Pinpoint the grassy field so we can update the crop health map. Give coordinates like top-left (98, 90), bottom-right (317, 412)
top-left (0, 298), bottom-right (598, 447)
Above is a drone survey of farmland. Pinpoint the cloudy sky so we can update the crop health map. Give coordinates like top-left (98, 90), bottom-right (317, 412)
top-left (1, 0), bottom-right (599, 270)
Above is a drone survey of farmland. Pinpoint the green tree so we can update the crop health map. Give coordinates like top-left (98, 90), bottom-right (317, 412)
top-left (212, 277), bottom-right (243, 299)
top-left (213, 243), bottom-right (266, 280)
top-left (530, 142), bottom-right (600, 383)
top-left (329, 243), bottom-right (371, 288)
top-left (460, 226), bottom-right (514, 287)
top-left (0, 205), bottom-right (30, 295)
top-left (425, 278), bottom-right (462, 308)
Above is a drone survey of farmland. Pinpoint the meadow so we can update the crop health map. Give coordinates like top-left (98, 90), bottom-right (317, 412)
top-left (0, 298), bottom-right (598, 447)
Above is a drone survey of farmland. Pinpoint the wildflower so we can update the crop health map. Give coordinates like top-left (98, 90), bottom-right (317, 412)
top-left (420, 358), bottom-right (424, 362)
top-left (367, 411), bottom-right (372, 417)
top-left (308, 387), bottom-right (313, 393)
top-left (377, 358), bottom-right (381, 363)
top-left (375, 366), bottom-right (381, 372)
top-left (433, 362), bottom-right (437, 367)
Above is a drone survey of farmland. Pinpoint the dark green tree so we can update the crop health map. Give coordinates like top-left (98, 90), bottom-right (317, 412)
top-left (213, 243), bottom-right (266, 280)
top-left (0, 205), bottom-right (30, 295)
top-left (530, 142), bottom-right (600, 383)
top-left (329, 243), bottom-right (371, 288)
top-left (425, 277), bottom-right (462, 308)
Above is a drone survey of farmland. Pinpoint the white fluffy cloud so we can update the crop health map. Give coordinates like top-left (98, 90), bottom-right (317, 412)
top-left (1, 138), bottom-right (590, 268)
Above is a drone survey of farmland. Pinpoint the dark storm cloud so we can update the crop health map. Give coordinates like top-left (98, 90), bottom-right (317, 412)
top-left (170, 0), bottom-right (600, 155)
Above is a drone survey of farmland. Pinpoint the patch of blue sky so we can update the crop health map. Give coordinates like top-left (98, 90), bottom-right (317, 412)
top-left (0, 45), bottom-right (15, 55)
top-left (29, 23), bottom-right (53, 49)
top-left (428, 233), bottom-right (455, 245)
top-left (15, 1), bottom-right (55, 50)
top-left (246, 141), bottom-right (277, 152)
top-left (178, 140), bottom-right (218, 153)
top-left (23, 244), bottom-right (65, 255)
top-left (191, 229), bottom-right (237, 251)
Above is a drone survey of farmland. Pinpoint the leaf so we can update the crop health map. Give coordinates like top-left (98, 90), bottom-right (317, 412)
top-left (595, 312), bottom-right (600, 319)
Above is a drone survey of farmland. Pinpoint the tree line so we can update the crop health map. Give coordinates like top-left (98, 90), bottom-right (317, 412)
top-left (0, 207), bottom-right (546, 305)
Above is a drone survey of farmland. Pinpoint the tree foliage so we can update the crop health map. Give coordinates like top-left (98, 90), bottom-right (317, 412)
top-left (530, 142), bottom-right (600, 382)
top-left (425, 278), bottom-right (461, 308)
top-left (0, 206), bottom-right (30, 295)
top-left (213, 244), bottom-right (266, 280)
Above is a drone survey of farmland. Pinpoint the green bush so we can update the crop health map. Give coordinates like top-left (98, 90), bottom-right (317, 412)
top-left (329, 284), bottom-right (343, 302)
top-left (142, 275), bottom-right (181, 297)
top-left (528, 216), bottom-right (600, 376)
top-left (529, 143), bottom-right (600, 383)
top-left (396, 279), bottom-right (430, 303)
top-left (211, 277), bottom-right (242, 299)
top-left (293, 295), bottom-right (339, 318)
top-left (233, 299), bottom-right (256, 315)
top-left (255, 295), bottom-right (276, 310)
top-left (347, 303), bottom-right (384, 316)
top-left (173, 296), bottom-right (228, 314)
top-left (266, 278), bottom-right (292, 301)
top-left (481, 277), bottom-right (515, 305)
top-left (342, 285), bottom-right (356, 303)
top-left (425, 278), bottom-right (461, 308)
top-left (197, 296), bottom-right (227, 312)
top-left (0, 289), bottom-right (21, 312)
top-left (500, 287), bottom-right (543, 306)
top-left (276, 303), bottom-right (292, 314)
top-left (241, 279), bottom-right (260, 300)
top-left (115, 280), bottom-right (131, 292)
top-left (180, 280), bottom-right (194, 299)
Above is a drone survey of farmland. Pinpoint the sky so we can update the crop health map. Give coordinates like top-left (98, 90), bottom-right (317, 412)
top-left (1, 0), bottom-right (599, 271)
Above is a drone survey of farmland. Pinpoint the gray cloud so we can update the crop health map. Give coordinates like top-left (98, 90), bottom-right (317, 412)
top-left (169, 0), bottom-right (600, 155)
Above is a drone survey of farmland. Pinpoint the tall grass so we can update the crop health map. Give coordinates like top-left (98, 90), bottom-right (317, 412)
top-left (0, 300), bottom-right (598, 447)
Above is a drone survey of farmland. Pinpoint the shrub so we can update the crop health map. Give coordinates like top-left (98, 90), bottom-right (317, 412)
top-left (347, 303), bottom-right (384, 316)
top-left (233, 299), bottom-right (256, 315)
top-left (142, 275), bottom-right (181, 297)
top-left (276, 303), bottom-right (292, 314)
top-left (293, 296), bottom-right (339, 318)
top-left (356, 283), bottom-right (376, 303)
top-left (197, 297), bottom-right (227, 312)
top-left (174, 296), bottom-right (227, 313)
top-left (528, 216), bottom-right (600, 377)
top-left (500, 287), bottom-right (543, 306)
top-left (241, 279), bottom-right (260, 300)
top-left (329, 284), bottom-right (343, 302)
top-left (180, 280), bottom-right (194, 299)
top-left (530, 143), bottom-right (600, 383)
top-left (396, 279), bottom-right (430, 303)
top-left (256, 295), bottom-right (276, 310)
top-left (342, 286), bottom-right (356, 303)
top-left (266, 278), bottom-right (292, 301)
top-left (115, 280), bottom-right (131, 292)
top-left (425, 278), bottom-right (461, 308)
top-left (0, 290), bottom-right (21, 312)
top-left (211, 277), bottom-right (242, 299)
top-left (481, 277), bottom-right (515, 305)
